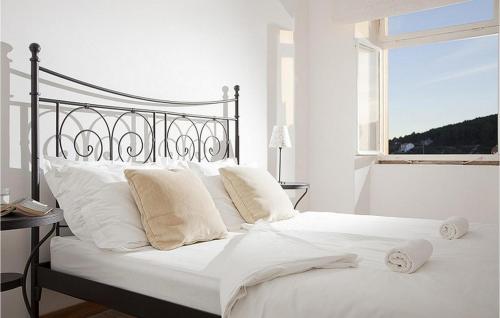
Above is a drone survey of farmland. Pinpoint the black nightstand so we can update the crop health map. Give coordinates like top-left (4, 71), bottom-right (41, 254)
top-left (1, 208), bottom-right (63, 316)
top-left (280, 182), bottom-right (310, 209)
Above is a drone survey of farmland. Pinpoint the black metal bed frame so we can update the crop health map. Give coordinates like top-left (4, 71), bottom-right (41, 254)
top-left (28, 43), bottom-right (240, 317)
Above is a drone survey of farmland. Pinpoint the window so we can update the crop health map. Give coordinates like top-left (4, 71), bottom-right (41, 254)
top-left (356, 0), bottom-right (499, 158)
top-left (357, 42), bottom-right (382, 154)
top-left (388, 35), bottom-right (498, 154)
top-left (388, 0), bottom-right (496, 36)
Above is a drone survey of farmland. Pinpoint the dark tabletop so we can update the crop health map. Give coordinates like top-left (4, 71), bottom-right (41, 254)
top-left (1, 208), bottom-right (64, 231)
top-left (1, 273), bottom-right (23, 292)
top-left (280, 182), bottom-right (310, 189)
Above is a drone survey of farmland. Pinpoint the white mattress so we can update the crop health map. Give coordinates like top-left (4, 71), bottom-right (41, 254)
top-left (51, 233), bottom-right (241, 314)
top-left (51, 212), bottom-right (498, 317)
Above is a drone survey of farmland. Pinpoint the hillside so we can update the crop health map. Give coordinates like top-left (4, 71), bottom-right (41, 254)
top-left (389, 114), bottom-right (498, 154)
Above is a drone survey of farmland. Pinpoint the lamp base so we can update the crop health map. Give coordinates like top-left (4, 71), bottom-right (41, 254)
top-left (278, 147), bottom-right (282, 183)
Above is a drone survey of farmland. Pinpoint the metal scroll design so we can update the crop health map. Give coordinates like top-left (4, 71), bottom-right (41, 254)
top-left (200, 119), bottom-right (229, 162)
top-left (58, 107), bottom-right (110, 160)
top-left (165, 117), bottom-right (200, 161)
top-left (58, 107), bottom-right (154, 163)
top-left (164, 117), bottom-right (230, 162)
top-left (111, 111), bottom-right (154, 162)
top-left (57, 106), bottom-right (231, 163)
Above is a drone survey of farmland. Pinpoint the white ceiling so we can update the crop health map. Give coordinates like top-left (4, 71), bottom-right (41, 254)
top-left (331, 0), bottom-right (466, 23)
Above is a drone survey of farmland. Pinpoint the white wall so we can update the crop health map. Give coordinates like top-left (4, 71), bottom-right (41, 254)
top-left (369, 165), bottom-right (499, 223)
top-left (304, 0), bottom-right (357, 212)
top-left (0, 1), bottom-right (293, 316)
top-left (354, 159), bottom-right (499, 224)
top-left (354, 156), bottom-right (375, 214)
top-left (293, 0), bottom-right (310, 195)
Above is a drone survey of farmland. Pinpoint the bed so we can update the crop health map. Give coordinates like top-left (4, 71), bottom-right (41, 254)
top-left (28, 42), bottom-right (240, 318)
top-left (27, 43), bottom-right (498, 318)
top-left (48, 212), bottom-right (498, 317)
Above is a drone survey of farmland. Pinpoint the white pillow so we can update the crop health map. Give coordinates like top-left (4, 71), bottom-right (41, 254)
top-left (188, 159), bottom-right (246, 231)
top-left (42, 157), bottom-right (186, 251)
top-left (42, 157), bottom-right (123, 242)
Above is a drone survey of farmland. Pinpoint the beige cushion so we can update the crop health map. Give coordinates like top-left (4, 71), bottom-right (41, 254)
top-left (219, 167), bottom-right (297, 223)
top-left (124, 169), bottom-right (227, 250)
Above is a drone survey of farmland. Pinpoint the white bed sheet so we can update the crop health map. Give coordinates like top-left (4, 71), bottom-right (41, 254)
top-left (51, 212), bottom-right (498, 317)
top-left (51, 233), bottom-right (241, 314)
top-left (233, 212), bottom-right (499, 318)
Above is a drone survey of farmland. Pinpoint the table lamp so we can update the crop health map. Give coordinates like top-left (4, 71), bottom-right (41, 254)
top-left (269, 125), bottom-right (291, 183)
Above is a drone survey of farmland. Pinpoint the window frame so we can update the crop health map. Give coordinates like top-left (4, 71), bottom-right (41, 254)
top-left (378, 0), bottom-right (499, 49)
top-left (370, 0), bottom-right (499, 162)
top-left (355, 39), bottom-right (385, 156)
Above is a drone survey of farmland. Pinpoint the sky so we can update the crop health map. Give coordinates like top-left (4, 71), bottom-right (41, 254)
top-left (388, 0), bottom-right (499, 139)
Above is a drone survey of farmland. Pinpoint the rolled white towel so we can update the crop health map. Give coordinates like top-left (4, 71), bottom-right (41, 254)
top-left (385, 239), bottom-right (433, 274)
top-left (440, 216), bottom-right (469, 240)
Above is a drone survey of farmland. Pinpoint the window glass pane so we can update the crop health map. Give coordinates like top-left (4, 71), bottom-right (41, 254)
top-left (358, 44), bottom-right (380, 153)
top-left (388, 35), bottom-right (498, 154)
top-left (388, 0), bottom-right (494, 36)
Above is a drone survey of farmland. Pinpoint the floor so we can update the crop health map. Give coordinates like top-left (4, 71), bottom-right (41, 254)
top-left (41, 303), bottom-right (135, 318)
top-left (88, 310), bottom-right (134, 318)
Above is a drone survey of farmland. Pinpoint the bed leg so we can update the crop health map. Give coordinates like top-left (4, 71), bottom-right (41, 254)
top-left (23, 224), bottom-right (56, 318)
top-left (31, 227), bottom-right (40, 318)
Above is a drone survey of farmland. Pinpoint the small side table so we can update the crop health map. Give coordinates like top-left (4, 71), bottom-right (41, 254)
top-left (1, 273), bottom-right (23, 292)
top-left (1, 208), bottom-right (63, 317)
top-left (280, 182), bottom-right (310, 209)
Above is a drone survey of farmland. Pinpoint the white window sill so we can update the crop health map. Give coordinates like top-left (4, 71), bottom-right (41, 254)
top-left (377, 154), bottom-right (499, 166)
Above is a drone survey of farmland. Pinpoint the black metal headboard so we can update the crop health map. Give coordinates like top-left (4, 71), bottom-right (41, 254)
top-left (29, 43), bottom-right (240, 201)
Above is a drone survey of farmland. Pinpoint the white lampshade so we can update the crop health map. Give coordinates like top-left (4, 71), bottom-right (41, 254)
top-left (269, 125), bottom-right (292, 148)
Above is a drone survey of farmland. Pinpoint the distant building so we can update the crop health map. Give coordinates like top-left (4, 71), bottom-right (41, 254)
top-left (399, 143), bottom-right (415, 153)
top-left (421, 138), bottom-right (433, 146)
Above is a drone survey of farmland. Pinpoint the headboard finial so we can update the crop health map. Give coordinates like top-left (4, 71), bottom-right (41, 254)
top-left (29, 43), bottom-right (41, 55)
top-left (234, 85), bottom-right (240, 98)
